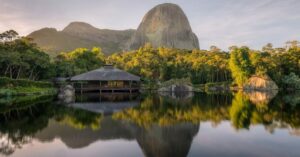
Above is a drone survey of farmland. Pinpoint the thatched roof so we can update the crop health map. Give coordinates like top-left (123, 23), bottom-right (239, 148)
top-left (71, 65), bottom-right (140, 81)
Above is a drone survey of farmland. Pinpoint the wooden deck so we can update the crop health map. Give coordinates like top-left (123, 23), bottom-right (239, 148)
top-left (75, 87), bottom-right (140, 93)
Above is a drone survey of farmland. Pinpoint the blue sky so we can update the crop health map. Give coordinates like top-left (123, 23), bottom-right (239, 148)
top-left (0, 0), bottom-right (299, 50)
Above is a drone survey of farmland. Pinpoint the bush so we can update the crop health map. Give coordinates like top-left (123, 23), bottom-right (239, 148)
top-left (205, 81), bottom-right (231, 90)
top-left (282, 73), bottom-right (300, 89)
top-left (160, 78), bottom-right (192, 87)
top-left (0, 77), bottom-right (53, 88)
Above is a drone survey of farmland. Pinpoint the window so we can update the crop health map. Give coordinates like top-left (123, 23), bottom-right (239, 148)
top-left (108, 81), bottom-right (124, 88)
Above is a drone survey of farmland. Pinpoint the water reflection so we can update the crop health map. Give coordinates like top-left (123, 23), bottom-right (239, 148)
top-left (243, 90), bottom-right (278, 105)
top-left (0, 91), bottom-right (299, 157)
top-left (69, 93), bottom-right (140, 114)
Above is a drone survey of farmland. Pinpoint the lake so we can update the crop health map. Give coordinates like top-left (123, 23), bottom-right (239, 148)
top-left (0, 91), bottom-right (299, 157)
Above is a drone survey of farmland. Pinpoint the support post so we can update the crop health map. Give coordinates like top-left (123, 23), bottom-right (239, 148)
top-left (80, 82), bottom-right (83, 94)
top-left (130, 80), bottom-right (132, 93)
top-left (99, 81), bottom-right (102, 94)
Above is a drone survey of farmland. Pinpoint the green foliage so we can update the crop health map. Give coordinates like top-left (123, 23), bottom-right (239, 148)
top-left (55, 47), bottom-right (105, 77)
top-left (204, 81), bottom-right (231, 92)
top-left (0, 77), bottom-right (53, 88)
top-left (0, 77), bottom-right (55, 96)
top-left (0, 38), bottom-right (54, 80)
top-left (282, 73), bottom-right (300, 89)
top-left (0, 87), bottom-right (57, 96)
top-left (55, 107), bottom-right (103, 130)
top-left (160, 78), bottom-right (192, 87)
top-left (229, 47), bottom-right (253, 87)
top-left (229, 92), bottom-right (253, 129)
top-left (107, 45), bottom-right (231, 85)
top-left (113, 92), bottom-right (300, 130)
top-left (0, 30), bottom-right (299, 90)
top-left (265, 47), bottom-right (300, 84)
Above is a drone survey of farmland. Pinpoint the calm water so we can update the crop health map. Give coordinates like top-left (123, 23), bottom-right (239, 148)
top-left (0, 91), bottom-right (299, 157)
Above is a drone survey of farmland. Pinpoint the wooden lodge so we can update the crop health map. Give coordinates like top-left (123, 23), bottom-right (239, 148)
top-left (70, 65), bottom-right (140, 93)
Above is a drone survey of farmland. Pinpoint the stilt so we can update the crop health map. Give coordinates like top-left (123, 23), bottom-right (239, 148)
top-left (99, 81), bottom-right (102, 95)
top-left (80, 82), bottom-right (83, 94)
top-left (130, 80), bottom-right (132, 94)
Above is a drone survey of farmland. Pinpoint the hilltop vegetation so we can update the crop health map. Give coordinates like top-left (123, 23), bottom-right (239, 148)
top-left (0, 30), bottom-right (300, 90)
top-left (107, 43), bottom-right (300, 88)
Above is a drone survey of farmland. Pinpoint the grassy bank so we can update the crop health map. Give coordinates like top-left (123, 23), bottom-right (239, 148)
top-left (0, 77), bottom-right (57, 96)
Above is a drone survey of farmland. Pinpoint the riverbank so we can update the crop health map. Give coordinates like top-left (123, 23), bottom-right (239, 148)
top-left (141, 77), bottom-right (299, 93)
top-left (0, 77), bottom-right (57, 96)
top-left (141, 78), bottom-right (232, 92)
top-left (0, 87), bottom-right (57, 96)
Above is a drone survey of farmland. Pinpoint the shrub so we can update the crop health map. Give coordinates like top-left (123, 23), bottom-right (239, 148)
top-left (282, 73), bottom-right (300, 89)
top-left (0, 77), bottom-right (53, 88)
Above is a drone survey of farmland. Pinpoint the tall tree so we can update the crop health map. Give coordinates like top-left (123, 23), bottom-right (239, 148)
top-left (229, 47), bottom-right (253, 87)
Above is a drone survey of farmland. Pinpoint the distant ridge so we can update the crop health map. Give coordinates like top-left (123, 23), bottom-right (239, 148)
top-left (28, 3), bottom-right (199, 56)
top-left (28, 22), bottom-right (135, 57)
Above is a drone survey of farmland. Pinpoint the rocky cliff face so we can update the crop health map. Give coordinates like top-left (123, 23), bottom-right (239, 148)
top-left (128, 3), bottom-right (199, 50)
top-left (28, 3), bottom-right (199, 56)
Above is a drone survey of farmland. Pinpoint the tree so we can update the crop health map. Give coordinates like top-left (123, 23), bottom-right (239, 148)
top-left (286, 40), bottom-right (299, 49)
top-left (55, 47), bottom-right (105, 77)
top-left (262, 43), bottom-right (273, 53)
top-left (0, 37), bottom-right (53, 80)
top-left (282, 73), bottom-right (300, 89)
top-left (0, 30), bottom-right (19, 42)
top-left (229, 47), bottom-right (253, 87)
top-left (210, 45), bottom-right (221, 52)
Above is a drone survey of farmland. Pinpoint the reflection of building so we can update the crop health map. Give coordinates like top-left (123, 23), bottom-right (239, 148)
top-left (69, 93), bottom-right (140, 114)
top-left (71, 65), bottom-right (140, 93)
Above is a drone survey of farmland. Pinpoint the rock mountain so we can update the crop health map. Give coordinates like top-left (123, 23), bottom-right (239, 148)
top-left (28, 3), bottom-right (199, 56)
top-left (128, 3), bottom-right (199, 50)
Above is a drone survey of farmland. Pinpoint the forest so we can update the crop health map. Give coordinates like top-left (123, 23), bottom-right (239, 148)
top-left (0, 30), bottom-right (299, 89)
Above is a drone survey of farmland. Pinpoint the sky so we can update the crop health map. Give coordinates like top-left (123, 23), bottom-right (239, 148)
top-left (0, 0), bottom-right (299, 50)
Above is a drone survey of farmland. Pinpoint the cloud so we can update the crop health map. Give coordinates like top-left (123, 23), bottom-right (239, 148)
top-left (0, 0), bottom-right (299, 50)
top-left (192, 0), bottom-right (300, 49)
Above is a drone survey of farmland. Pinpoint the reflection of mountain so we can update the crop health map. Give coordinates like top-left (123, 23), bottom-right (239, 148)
top-left (34, 117), bottom-right (199, 157)
top-left (0, 92), bottom-right (300, 156)
top-left (136, 123), bottom-right (199, 157)
top-left (34, 117), bottom-right (135, 148)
